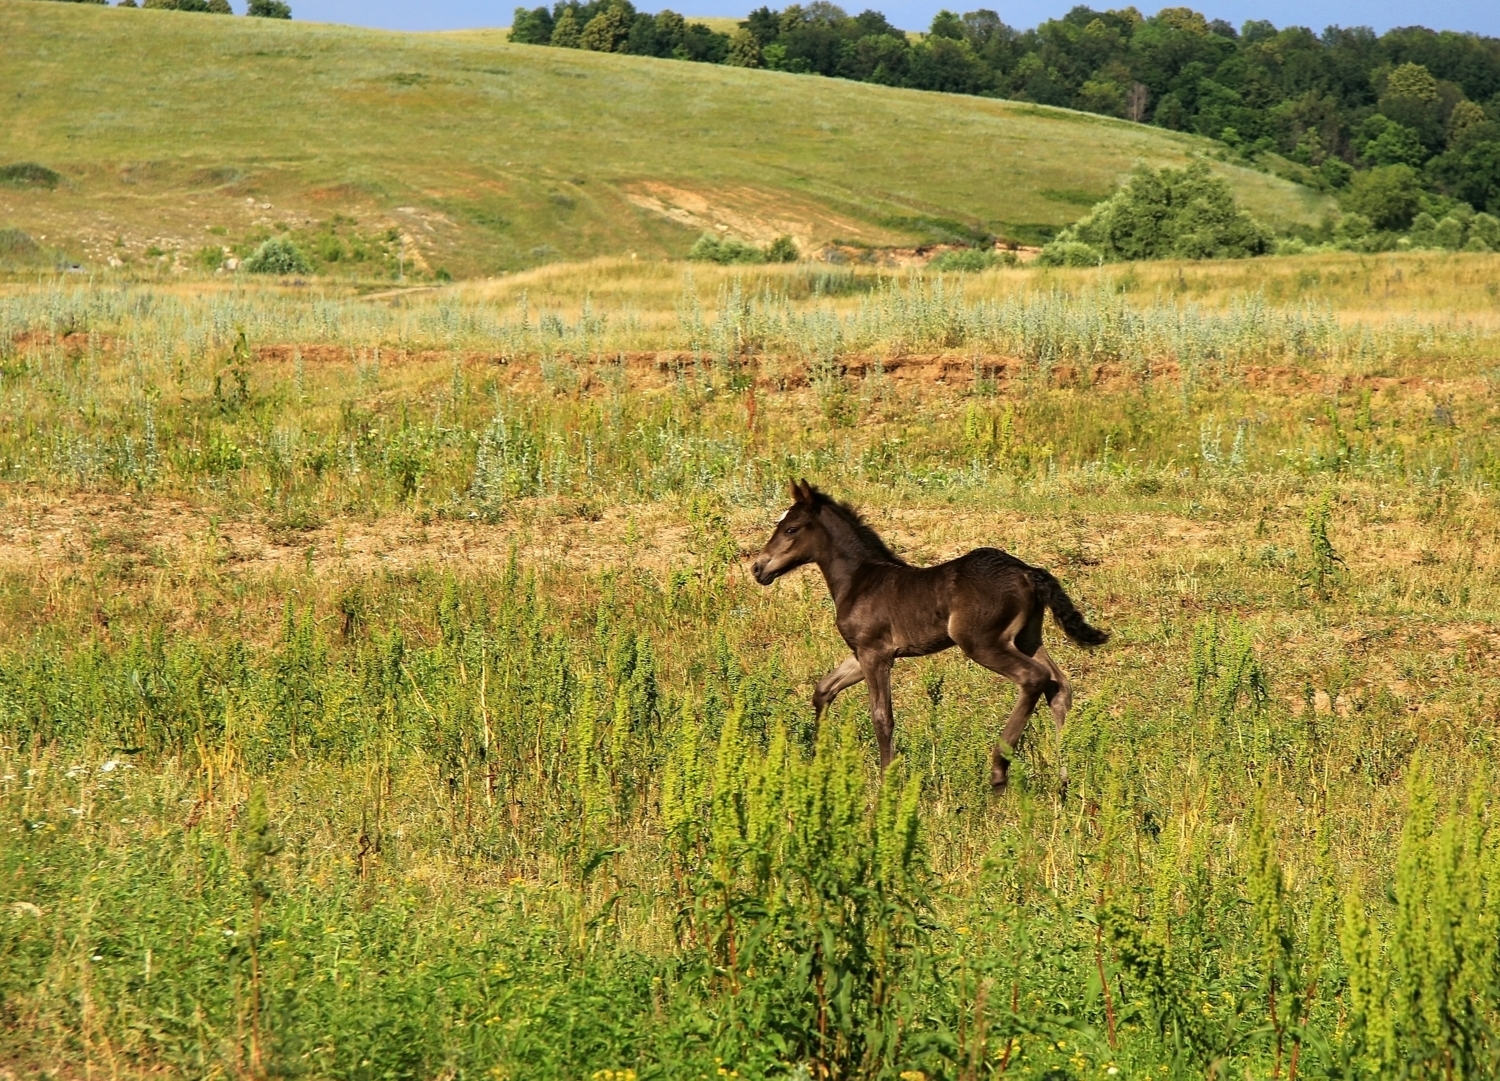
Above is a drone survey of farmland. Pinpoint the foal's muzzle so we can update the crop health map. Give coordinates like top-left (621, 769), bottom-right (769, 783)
top-left (751, 558), bottom-right (775, 585)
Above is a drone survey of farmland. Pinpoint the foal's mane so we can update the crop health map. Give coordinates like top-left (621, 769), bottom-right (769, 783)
top-left (809, 487), bottom-right (908, 566)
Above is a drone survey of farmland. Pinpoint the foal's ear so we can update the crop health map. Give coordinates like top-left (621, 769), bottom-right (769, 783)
top-left (795, 478), bottom-right (816, 505)
top-left (788, 478), bottom-right (805, 504)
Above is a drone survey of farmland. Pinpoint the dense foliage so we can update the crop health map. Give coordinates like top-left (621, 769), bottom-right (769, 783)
top-left (1040, 161), bottom-right (1271, 264)
top-left (243, 235), bottom-right (312, 275)
top-left (513, 2), bottom-right (1500, 219)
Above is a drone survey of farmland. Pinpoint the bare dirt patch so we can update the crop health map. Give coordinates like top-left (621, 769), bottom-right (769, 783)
top-left (0, 489), bottom-right (698, 582)
top-left (620, 181), bottom-right (897, 249)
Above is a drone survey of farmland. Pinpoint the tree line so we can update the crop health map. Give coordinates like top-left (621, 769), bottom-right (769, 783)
top-left (510, 2), bottom-right (1500, 222)
top-left (44, 0), bottom-right (292, 16)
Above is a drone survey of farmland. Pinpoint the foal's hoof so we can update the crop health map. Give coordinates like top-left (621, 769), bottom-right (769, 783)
top-left (990, 766), bottom-right (1009, 792)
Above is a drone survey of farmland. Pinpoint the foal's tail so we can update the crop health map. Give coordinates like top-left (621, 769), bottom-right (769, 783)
top-left (1030, 568), bottom-right (1109, 647)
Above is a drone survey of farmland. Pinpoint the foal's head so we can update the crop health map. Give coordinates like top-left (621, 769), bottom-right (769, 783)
top-left (751, 480), bottom-right (827, 585)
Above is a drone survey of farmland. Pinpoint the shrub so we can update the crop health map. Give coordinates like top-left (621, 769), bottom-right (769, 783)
top-left (244, 236), bottom-right (313, 275)
top-left (0, 228), bottom-right (42, 264)
top-left (1433, 216), bottom-right (1465, 250)
top-left (247, 0), bottom-right (291, 16)
top-left (1036, 239), bottom-right (1103, 266)
top-left (0, 163), bottom-right (62, 190)
top-left (315, 233), bottom-right (343, 262)
top-left (688, 233), bottom-right (765, 265)
top-left (1043, 161), bottom-right (1270, 263)
top-left (1319, 158), bottom-right (1353, 189)
top-left (1470, 212), bottom-right (1500, 251)
top-left (929, 247), bottom-right (1015, 271)
top-left (665, 715), bottom-right (930, 1079)
top-left (765, 235), bottom-right (799, 263)
top-left (1333, 212), bottom-right (1376, 251)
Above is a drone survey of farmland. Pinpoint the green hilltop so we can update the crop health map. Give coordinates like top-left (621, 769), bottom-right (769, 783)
top-left (0, 0), bottom-right (1332, 276)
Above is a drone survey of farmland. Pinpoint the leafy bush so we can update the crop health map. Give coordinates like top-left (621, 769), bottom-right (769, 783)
top-left (929, 247), bottom-right (1016, 272)
top-left (664, 714), bottom-right (930, 1079)
top-left (1036, 240), bottom-right (1103, 267)
top-left (0, 228), bottom-right (43, 266)
top-left (0, 163), bottom-right (62, 190)
top-left (244, 236), bottom-right (313, 275)
top-left (688, 233), bottom-right (767, 265)
top-left (1039, 161), bottom-right (1270, 264)
top-left (247, 0), bottom-right (291, 16)
top-left (1470, 212), bottom-right (1500, 251)
top-left (765, 235), bottom-right (799, 263)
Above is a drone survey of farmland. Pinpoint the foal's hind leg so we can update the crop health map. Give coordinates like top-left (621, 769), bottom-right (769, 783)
top-left (954, 634), bottom-right (1053, 791)
top-left (813, 655), bottom-right (865, 719)
top-left (1034, 644), bottom-right (1073, 789)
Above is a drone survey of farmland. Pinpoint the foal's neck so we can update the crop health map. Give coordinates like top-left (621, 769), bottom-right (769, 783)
top-left (813, 505), bottom-right (895, 606)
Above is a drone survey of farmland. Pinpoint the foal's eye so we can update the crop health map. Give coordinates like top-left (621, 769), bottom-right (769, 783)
top-left (784, 526), bottom-right (799, 536)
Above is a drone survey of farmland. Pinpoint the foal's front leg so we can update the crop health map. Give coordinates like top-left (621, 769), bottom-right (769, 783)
top-left (859, 652), bottom-right (897, 770)
top-left (812, 655), bottom-right (865, 719)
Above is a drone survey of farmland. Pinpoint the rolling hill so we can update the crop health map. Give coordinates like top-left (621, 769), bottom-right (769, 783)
top-left (0, 0), bottom-right (1334, 276)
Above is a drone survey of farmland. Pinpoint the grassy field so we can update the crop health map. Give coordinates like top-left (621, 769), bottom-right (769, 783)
top-left (0, 0), bottom-right (1333, 278)
top-left (1, 249), bottom-right (1500, 1078)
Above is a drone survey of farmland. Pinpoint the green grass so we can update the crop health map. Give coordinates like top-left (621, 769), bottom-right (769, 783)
top-left (0, 0), bottom-right (1332, 277)
top-left (2, 255), bottom-right (1500, 1077)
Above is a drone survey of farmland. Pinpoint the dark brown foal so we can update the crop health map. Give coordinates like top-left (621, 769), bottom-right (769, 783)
top-left (751, 481), bottom-right (1108, 790)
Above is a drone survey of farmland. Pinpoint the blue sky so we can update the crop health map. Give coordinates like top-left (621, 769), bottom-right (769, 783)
top-left (288, 0), bottom-right (1500, 37)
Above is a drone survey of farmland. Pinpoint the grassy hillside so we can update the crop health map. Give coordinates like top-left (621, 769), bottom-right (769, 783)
top-left (0, 0), bottom-right (1332, 276)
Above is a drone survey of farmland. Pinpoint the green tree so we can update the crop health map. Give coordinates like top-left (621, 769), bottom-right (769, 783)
top-left (1075, 76), bottom-right (1127, 117)
top-left (1429, 140), bottom-right (1500, 213)
top-left (246, 0), bottom-right (290, 15)
top-left (1042, 161), bottom-right (1269, 263)
top-left (1384, 61), bottom-right (1438, 102)
top-left (725, 26), bottom-right (763, 67)
top-left (581, 2), bottom-right (633, 52)
top-left (1470, 211), bottom-right (1500, 250)
top-left (549, 8), bottom-right (582, 47)
top-left (509, 5), bottom-right (554, 44)
top-left (927, 8), bottom-right (964, 40)
top-left (1358, 116), bottom-right (1426, 167)
top-left (1341, 164), bottom-right (1424, 230)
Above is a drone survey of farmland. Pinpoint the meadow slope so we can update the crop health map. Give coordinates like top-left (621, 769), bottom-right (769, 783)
top-left (0, 0), bottom-right (1333, 276)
